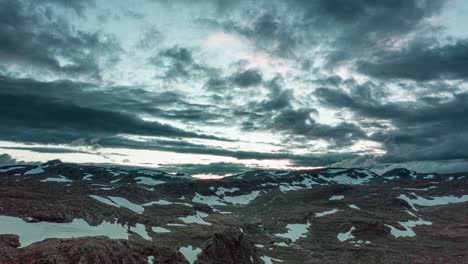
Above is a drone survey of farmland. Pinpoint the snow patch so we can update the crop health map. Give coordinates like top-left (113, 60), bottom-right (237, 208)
top-left (399, 193), bottom-right (468, 211)
top-left (329, 195), bottom-right (344, 201)
top-left (315, 209), bottom-right (339, 217)
top-left (385, 219), bottom-right (432, 238)
top-left (178, 211), bottom-right (211, 225)
top-left (274, 222), bottom-right (310, 242)
top-left (179, 246), bottom-right (202, 264)
top-left (40, 176), bottom-right (73, 183)
top-left (348, 204), bottom-right (361, 210)
top-left (152, 226), bottom-right (171, 233)
top-left (108, 196), bottom-right (144, 214)
top-left (0, 215), bottom-right (150, 247)
top-left (23, 166), bottom-right (45, 175)
top-left (0, 166), bottom-right (25, 173)
top-left (82, 173), bottom-right (93, 181)
top-left (261, 256), bottom-right (283, 264)
top-left (337, 226), bottom-right (355, 242)
top-left (135, 176), bottom-right (165, 186)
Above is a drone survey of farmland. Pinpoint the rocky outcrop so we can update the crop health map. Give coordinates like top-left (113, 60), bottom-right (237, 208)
top-left (197, 230), bottom-right (261, 264)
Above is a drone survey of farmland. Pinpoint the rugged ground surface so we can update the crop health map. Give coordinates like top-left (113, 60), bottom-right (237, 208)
top-left (0, 160), bottom-right (467, 263)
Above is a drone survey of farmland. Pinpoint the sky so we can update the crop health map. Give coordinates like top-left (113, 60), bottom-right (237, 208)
top-left (1, 0), bottom-right (468, 175)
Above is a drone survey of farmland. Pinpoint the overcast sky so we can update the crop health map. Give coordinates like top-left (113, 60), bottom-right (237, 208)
top-left (1, 0), bottom-right (468, 175)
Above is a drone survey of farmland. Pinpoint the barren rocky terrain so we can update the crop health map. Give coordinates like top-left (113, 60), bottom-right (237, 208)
top-left (0, 160), bottom-right (467, 264)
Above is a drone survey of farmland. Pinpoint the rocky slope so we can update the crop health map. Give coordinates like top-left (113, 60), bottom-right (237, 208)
top-left (0, 160), bottom-right (467, 264)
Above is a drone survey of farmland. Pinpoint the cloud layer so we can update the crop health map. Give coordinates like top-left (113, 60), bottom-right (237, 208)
top-left (1, 0), bottom-right (467, 173)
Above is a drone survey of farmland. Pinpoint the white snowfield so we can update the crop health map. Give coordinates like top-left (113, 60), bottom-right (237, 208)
top-left (329, 195), bottom-right (344, 201)
top-left (213, 187), bottom-right (240, 196)
top-left (385, 218), bottom-right (432, 238)
top-left (134, 176), bottom-right (165, 186)
top-left (23, 166), bottom-right (45, 175)
top-left (179, 245), bottom-right (202, 264)
top-left (348, 204), bottom-right (360, 210)
top-left (82, 173), bottom-right (93, 181)
top-left (192, 190), bottom-right (260, 206)
top-left (152, 227), bottom-right (171, 233)
top-left (142, 199), bottom-right (172, 206)
top-left (315, 209), bottom-right (339, 217)
top-left (399, 193), bottom-right (468, 210)
top-left (0, 215), bottom-right (151, 247)
top-left (89, 195), bottom-right (144, 214)
top-left (337, 226), bottom-right (356, 242)
top-left (274, 222), bottom-right (311, 242)
top-left (40, 175), bottom-right (73, 183)
top-left (178, 211), bottom-right (211, 225)
top-left (261, 255), bottom-right (284, 264)
top-left (0, 166), bottom-right (25, 173)
top-left (91, 195), bottom-right (191, 214)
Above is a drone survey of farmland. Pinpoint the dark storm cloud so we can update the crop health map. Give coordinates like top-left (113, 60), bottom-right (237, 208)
top-left (197, 0), bottom-right (445, 64)
top-left (230, 69), bottom-right (263, 88)
top-left (0, 0), bottom-right (120, 78)
top-left (0, 75), bottom-right (227, 144)
top-left (357, 39), bottom-right (468, 81)
top-left (288, 0), bottom-right (445, 65)
top-left (0, 154), bottom-right (22, 166)
top-left (0, 74), bottom-right (227, 125)
top-left (314, 83), bottom-right (468, 162)
top-left (100, 136), bottom-right (358, 166)
top-left (239, 75), bottom-right (367, 146)
top-left (158, 162), bottom-right (251, 175)
top-left (149, 46), bottom-right (218, 81)
top-left (0, 146), bottom-right (92, 154)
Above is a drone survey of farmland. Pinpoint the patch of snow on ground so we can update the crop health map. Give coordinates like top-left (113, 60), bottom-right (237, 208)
top-left (0, 215), bottom-right (130, 247)
top-left (130, 223), bottom-right (151, 240)
top-left (152, 227), bottom-right (171, 233)
top-left (325, 168), bottom-right (348, 174)
top-left (274, 222), bottom-right (310, 242)
top-left (399, 193), bottom-right (468, 211)
top-left (333, 174), bottom-right (372, 185)
top-left (223, 191), bottom-right (260, 205)
top-left (385, 219), bottom-right (432, 238)
top-left (82, 173), bottom-right (93, 180)
top-left (138, 170), bottom-right (163, 176)
top-left (315, 209), bottom-right (339, 217)
top-left (90, 195), bottom-right (120, 208)
top-left (348, 204), bottom-right (360, 210)
top-left (337, 226), bottom-right (356, 242)
top-left (135, 176), bottom-right (165, 186)
top-left (0, 166), bottom-right (25, 173)
top-left (215, 187), bottom-right (240, 196)
top-left (23, 166), bottom-right (45, 175)
top-left (179, 246), bottom-right (202, 264)
top-left (108, 196), bottom-right (144, 214)
top-left (402, 186), bottom-right (436, 191)
top-left (40, 176), bottom-right (73, 183)
top-left (178, 211), bottom-right (211, 225)
top-left (329, 195), bottom-right (344, 201)
top-left (147, 256), bottom-right (154, 264)
top-left (193, 191), bottom-right (260, 206)
top-left (143, 199), bottom-right (173, 206)
top-left (110, 178), bottom-right (122, 183)
top-left (261, 255), bottom-right (284, 264)
top-left (192, 193), bottom-right (227, 206)
top-left (167, 223), bottom-right (187, 227)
